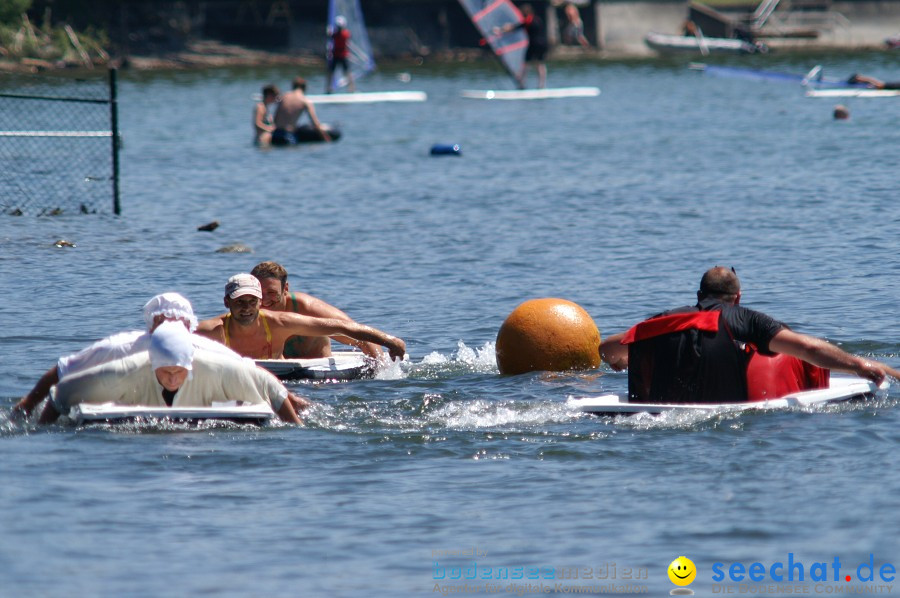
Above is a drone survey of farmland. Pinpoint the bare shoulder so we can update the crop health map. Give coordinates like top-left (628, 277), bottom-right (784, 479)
top-left (290, 291), bottom-right (348, 318)
top-left (196, 314), bottom-right (227, 338)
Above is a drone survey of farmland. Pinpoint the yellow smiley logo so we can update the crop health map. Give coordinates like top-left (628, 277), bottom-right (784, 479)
top-left (668, 556), bottom-right (697, 586)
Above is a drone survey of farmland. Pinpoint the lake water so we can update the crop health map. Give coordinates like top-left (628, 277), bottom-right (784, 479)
top-left (1, 52), bottom-right (899, 597)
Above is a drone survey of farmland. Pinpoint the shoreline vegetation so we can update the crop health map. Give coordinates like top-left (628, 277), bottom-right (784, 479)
top-left (1, 6), bottom-right (896, 75)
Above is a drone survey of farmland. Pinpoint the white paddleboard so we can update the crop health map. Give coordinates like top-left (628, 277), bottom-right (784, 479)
top-left (255, 351), bottom-right (374, 381)
top-left (70, 402), bottom-right (275, 425)
top-left (460, 87), bottom-right (600, 100)
top-left (569, 377), bottom-right (878, 416)
top-left (306, 91), bottom-right (427, 104)
top-left (806, 89), bottom-right (900, 98)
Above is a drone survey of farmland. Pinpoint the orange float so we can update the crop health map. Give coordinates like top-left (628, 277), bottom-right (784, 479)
top-left (495, 298), bottom-right (602, 375)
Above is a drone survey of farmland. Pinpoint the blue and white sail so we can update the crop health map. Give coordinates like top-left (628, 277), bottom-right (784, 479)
top-left (327, 0), bottom-right (376, 89)
top-left (457, 0), bottom-right (528, 88)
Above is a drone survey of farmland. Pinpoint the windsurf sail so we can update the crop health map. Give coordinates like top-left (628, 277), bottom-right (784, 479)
top-left (688, 63), bottom-right (864, 88)
top-left (457, 0), bottom-right (528, 88)
top-left (327, 0), bottom-right (376, 90)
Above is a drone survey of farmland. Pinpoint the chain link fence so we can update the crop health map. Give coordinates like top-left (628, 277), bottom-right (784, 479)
top-left (0, 68), bottom-right (120, 216)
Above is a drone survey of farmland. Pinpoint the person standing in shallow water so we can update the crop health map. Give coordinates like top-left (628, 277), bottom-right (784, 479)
top-left (253, 84), bottom-right (279, 146)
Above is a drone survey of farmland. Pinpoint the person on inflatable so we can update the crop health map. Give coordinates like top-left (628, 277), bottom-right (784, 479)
top-left (599, 266), bottom-right (899, 403)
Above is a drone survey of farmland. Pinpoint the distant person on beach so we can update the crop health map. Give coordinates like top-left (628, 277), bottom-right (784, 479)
top-left (39, 321), bottom-right (303, 425)
top-left (326, 15), bottom-right (356, 94)
top-left (495, 4), bottom-right (548, 89)
top-left (272, 76), bottom-right (332, 144)
top-left (250, 261), bottom-right (383, 359)
top-left (847, 73), bottom-right (900, 90)
top-left (195, 273), bottom-right (405, 361)
top-left (598, 267), bottom-right (900, 404)
top-left (562, 3), bottom-right (590, 48)
top-left (253, 83), bottom-right (280, 146)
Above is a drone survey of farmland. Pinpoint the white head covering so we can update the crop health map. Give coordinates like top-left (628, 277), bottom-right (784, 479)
top-left (142, 292), bottom-right (198, 332)
top-left (149, 320), bottom-right (195, 372)
top-left (335, 15), bottom-right (347, 28)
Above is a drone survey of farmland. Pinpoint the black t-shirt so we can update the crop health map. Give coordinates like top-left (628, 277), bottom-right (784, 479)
top-left (627, 299), bottom-right (785, 403)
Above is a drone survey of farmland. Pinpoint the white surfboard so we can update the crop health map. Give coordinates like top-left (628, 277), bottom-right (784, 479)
top-left (806, 89), bottom-right (900, 98)
top-left (306, 91), bottom-right (427, 104)
top-left (460, 87), bottom-right (601, 100)
top-left (255, 351), bottom-right (374, 381)
top-left (70, 402), bottom-right (275, 425)
top-left (569, 377), bottom-right (878, 416)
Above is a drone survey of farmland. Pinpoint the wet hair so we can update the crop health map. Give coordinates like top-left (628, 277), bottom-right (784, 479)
top-left (251, 261), bottom-right (288, 288)
top-left (292, 76), bottom-right (307, 91)
top-left (262, 84), bottom-right (280, 99)
top-left (698, 266), bottom-right (740, 301)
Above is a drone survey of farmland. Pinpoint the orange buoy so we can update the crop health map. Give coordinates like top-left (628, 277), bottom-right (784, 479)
top-left (495, 298), bottom-right (602, 375)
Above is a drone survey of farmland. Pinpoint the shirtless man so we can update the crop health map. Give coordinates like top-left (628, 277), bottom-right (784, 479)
top-left (196, 274), bottom-right (406, 361)
top-left (271, 76), bottom-right (331, 144)
top-left (250, 261), bottom-right (382, 359)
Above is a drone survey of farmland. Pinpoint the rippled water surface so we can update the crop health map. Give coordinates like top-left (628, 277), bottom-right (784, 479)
top-left (1, 53), bottom-right (899, 596)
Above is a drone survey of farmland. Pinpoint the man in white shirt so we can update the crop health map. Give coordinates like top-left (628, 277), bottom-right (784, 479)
top-left (41, 321), bottom-right (302, 424)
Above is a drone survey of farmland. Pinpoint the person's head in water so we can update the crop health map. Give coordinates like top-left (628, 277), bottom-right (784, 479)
top-left (833, 104), bottom-right (850, 120)
top-left (292, 76), bottom-right (307, 92)
top-left (150, 320), bottom-right (194, 391)
top-left (698, 266), bottom-right (741, 304)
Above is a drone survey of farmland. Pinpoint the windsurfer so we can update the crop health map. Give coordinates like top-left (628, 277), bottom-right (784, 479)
top-left (599, 267), bottom-right (900, 403)
top-left (326, 16), bottom-right (356, 94)
top-left (495, 4), bottom-right (548, 89)
top-left (272, 77), bottom-right (332, 144)
top-left (195, 274), bottom-right (406, 361)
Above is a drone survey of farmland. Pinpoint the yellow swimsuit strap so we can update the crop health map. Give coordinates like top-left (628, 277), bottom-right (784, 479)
top-left (224, 312), bottom-right (273, 358)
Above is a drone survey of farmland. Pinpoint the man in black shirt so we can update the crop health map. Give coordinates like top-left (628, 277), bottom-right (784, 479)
top-left (600, 267), bottom-right (899, 403)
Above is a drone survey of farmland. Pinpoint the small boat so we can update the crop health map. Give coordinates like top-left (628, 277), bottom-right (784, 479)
top-left (569, 376), bottom-right (878, 416)
top-left (255, 351), bottom-right (375, 381)
top-left (70, 401), bottom-right (275, 425)
top-left (645, 31), bottom-right (767, 55)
